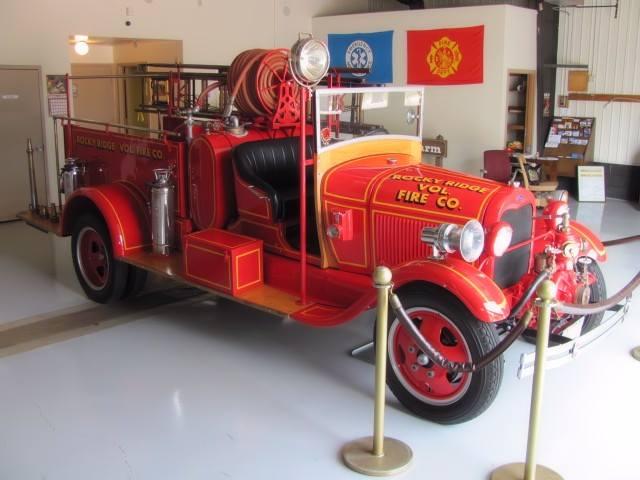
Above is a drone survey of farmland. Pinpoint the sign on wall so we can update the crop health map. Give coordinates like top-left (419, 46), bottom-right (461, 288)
top-left (328, 30), bottom-right (393, 84)
top-left (407, 25), bottom-right (484, 85)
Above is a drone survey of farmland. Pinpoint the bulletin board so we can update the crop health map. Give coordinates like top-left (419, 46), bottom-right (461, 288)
top-left (542, 116), bottom-right (595, 178)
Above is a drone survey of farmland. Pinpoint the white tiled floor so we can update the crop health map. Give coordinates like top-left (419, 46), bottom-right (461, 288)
top-left (0, 199), bottom-right (639, 480)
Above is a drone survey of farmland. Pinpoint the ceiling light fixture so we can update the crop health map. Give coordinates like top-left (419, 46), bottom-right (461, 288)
top-left (74, 35), bottom-right (90, 56)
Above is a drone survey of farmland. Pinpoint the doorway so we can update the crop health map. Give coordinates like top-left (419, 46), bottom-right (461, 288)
top-left (0, 67), bottom-right (47, 221)
top-left (69, 37), bottom-right (182, 133)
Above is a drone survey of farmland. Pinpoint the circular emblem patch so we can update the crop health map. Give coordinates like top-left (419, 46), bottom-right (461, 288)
top-left (426, 36), bottom-right (462, 79)
top-left (345, 40), bottom-right (373, 77)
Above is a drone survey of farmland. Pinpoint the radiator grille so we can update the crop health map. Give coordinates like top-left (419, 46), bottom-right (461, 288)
top-left (493, 204), bottom-right (533, 288)
top-left (374, 213), bottom-right (433, 267)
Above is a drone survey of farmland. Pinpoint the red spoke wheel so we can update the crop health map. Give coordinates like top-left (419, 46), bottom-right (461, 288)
top-left (390, 308), bottom-right (472, 405)
top-left (383, 288), bottom-right (503, 424)
top-left (71, 214), bottom-right (128, 304)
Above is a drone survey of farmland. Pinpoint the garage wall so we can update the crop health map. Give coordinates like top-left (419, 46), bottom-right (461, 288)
top-left (313, 5), bottom-right (537, 173)
top-left (555, 0), bottom-right (640, 167)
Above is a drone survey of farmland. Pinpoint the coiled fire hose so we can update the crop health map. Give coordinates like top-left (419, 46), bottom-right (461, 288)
top-left (225, 49), bottom-right (295, 118)
top-left (389, 263), bottom-right (639, 373)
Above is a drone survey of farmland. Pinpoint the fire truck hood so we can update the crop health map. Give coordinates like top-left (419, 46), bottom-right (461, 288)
top-left (324, 159), bottom-right (509, 224)
top-left (371, 164), bottom-right (507, 222)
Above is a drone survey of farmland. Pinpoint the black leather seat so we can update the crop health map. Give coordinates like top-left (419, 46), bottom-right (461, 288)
top-left (233, 136), bottom-right (314, 221)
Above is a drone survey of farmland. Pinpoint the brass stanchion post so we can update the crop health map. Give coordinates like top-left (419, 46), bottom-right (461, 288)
top-left (491, 279), bottom-right (563, 480)
top-left (342, 266), bottom-right (412, 476)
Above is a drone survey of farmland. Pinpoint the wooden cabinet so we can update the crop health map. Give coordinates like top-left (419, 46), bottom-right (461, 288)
top-left (506, 71), bottom-right (536, 153)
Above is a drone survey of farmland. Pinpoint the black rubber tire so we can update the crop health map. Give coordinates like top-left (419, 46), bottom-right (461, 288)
top-left (383, 287), bottom-right (503, 425)
top-left (71, 214), bottom-right (129, 304)
top-left (580, 261), bottom-right (607, 334)
top-left (122, 266), bottom-right (148, 299)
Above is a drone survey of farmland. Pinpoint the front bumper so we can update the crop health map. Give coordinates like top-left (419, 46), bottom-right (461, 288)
top-left (517, 301), bottom-right (629, 378)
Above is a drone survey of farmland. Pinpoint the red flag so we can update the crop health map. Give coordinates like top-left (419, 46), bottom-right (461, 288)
top-left (407, 26), bottom-right (484, 85)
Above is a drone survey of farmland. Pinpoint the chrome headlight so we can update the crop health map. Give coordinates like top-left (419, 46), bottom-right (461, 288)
top-left (421, 220), bottom-right (485, 262)
top-left (289, 37), bottom-right (330, 86)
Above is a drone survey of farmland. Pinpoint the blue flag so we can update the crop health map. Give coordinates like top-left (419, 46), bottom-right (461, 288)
top-left (328, 31), bottom-right (393, 84)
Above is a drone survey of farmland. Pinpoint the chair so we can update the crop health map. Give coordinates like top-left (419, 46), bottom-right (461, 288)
top-left (482, 150), bottom-right (516, 183)
top-left (516, 154), bottom-right (560, 207)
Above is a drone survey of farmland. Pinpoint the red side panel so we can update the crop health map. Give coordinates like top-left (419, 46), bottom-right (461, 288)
top-left (64, 124), bottom-right (184, 211)
top-left (234, 172), bottom-right (273, 221)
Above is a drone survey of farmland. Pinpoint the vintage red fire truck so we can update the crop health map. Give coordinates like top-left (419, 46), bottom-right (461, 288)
top-left (20, 39), bottom-right (608, 424)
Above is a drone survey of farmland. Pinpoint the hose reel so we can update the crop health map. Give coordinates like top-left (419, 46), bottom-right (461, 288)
top-left (227, 48), bottom-right (300, 118)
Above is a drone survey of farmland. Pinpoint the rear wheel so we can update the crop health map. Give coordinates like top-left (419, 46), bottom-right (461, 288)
top-left (122, 266), bottom-right (148, 299)
top-left (384, 289), bottom-right (503, 424)
top-left (71, 214), bottom-right (128, 304)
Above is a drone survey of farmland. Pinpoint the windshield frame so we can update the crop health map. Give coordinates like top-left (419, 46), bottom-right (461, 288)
top-left (313, 85), bottom-right (424, 154)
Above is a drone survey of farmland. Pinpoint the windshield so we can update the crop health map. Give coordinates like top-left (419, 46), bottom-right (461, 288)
top-left (314, 86), bottom-right (423, 152)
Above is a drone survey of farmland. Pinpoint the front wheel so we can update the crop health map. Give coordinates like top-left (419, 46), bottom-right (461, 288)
top-left (383, 289), bottom-right (503, 424)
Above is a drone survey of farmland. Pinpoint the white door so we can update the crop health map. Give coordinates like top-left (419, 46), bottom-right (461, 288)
top-left (0, 67), bottom-right (46, 221)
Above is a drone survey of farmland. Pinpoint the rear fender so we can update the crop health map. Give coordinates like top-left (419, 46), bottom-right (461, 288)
top-left (61, 182), bottom-right (150, 258)
top-left (570, 220), bottom-right (607, 262)
top-left (392, 258), bottom-right (510, 322)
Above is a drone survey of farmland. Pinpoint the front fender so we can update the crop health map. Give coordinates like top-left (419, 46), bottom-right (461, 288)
top-left (392, 258), bottom-right (510, 322)
top-left (61, 182), bottom-right (150, 258)
top-left (571, 220), bottom-right (607, 262)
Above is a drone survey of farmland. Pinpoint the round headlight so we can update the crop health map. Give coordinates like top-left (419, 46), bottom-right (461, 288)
top-left (420, 220), bottom-right (485, 262)
top-left (457, 220), bottom-right (485, 262)
top-left (289, 37), bottom-right (330, 86)
top-left (487, 222), bottom-right (513, 257)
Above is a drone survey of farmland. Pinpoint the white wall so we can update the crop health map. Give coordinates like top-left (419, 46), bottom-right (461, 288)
top-left (555, 0), bottom-right (640, 166)
top-left (313, 5), bottom-right (538, 173)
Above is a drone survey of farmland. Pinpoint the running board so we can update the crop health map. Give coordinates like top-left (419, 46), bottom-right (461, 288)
top-left (120, 250), bottom-right (352, 323)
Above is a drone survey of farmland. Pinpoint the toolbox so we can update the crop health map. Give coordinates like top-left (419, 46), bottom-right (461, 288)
top-left (184, 228), bottom-right (263, 295)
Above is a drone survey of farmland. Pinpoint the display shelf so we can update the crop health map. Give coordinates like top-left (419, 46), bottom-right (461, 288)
top-left (505, 71), bottom-right (535, 151)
